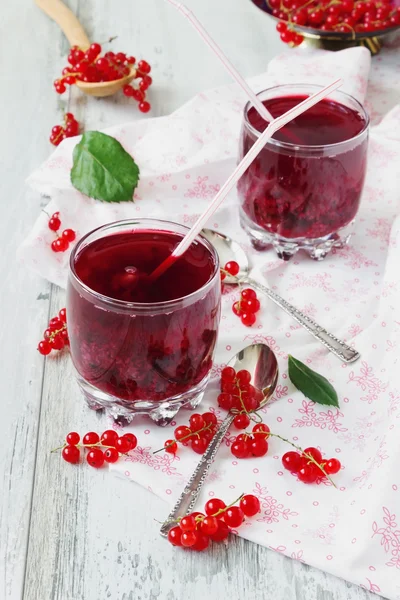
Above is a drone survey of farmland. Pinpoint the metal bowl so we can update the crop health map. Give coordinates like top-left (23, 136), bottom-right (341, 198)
top-left (250, 0), bottom-right (400, 54)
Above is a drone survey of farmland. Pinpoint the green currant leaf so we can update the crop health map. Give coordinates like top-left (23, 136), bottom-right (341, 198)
top-left (70, 131), bottom-right (140, 202)
top-left (288, 355), bottom-right (339, 408)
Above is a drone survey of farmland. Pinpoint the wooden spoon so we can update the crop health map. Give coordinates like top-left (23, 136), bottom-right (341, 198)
top-left (35, 0), bottom-right (137, 97)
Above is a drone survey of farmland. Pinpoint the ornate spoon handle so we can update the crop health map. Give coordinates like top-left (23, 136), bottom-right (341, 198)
top-left (244, 277), bottom-right (360, 364)
top-left (160, 413), bottom-right (234, 537)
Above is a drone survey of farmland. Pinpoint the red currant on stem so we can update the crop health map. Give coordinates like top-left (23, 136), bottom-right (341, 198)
top-left (239, 494), bottom-right (260, 517)
top-left (223, 506), bottom-right (244, 528)
top-left (224, 261), bottom-right (240, 276)
top-left (87, 448), bottom-right (105, 468)
top-left (138, 101), bottom-right (151, 113)
top-left (62, 445), bottom-right (80, 464)
top-left (205, 498), bottom-right (226, 515)
top-left (38, 340), bottom-right (51, 355)
top-left (165, 439), bottom-right (178, 454)
top-left (104, 447), bottom-right (119, 463)
top-left (168, 527), bottom-right (182, 546)
top-left (325, 457), bottom-right (341, 474)
top-left (83, 431), bottom-right (100, 446)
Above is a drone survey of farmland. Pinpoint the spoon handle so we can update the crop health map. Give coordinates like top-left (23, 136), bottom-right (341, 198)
top-left (160, 413), bottom-right (234, 537)
top-left (35, 0), bottom-right (90, 47)
top-left (244, 277), bottom-right (360, 363)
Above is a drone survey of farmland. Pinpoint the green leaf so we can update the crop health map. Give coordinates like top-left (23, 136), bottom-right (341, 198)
top-left (288, 355), bottom-right (339, 408)
top-left (70, 131), bottom-right (140, 202)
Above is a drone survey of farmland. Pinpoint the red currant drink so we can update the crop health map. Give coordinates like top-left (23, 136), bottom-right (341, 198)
top-left (67, 220), bottom-right (221, 425)
top-left (238, 84), bottom-right (369, 260)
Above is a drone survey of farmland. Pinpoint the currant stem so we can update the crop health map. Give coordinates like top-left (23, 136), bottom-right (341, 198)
top-left (51, 441), bottom-right (123, 453)
top-left (266, 432), bottom-right (337, 487)
top-left (153, 422), bottom-right (215, 455)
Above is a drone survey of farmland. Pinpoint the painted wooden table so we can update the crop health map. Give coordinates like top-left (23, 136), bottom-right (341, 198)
top-left (0, 1), bottom-right (381, 599)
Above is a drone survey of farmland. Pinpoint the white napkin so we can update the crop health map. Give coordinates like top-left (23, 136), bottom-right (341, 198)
top-left (21, 47), bottom-right (400, 599)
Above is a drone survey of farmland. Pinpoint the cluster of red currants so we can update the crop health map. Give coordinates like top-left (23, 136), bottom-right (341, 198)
top-left (38, 308), bottom-right (69, 356)
top-left (49, 112), bottom-right (80, 146)
top-left (163, 412), bottom-right (218, 455)
top-left (282, 447), bottom-right (341, 483)
top-left (58, 429), bottom-right (137, 468)
top-left (232, 288), bottom-right (261, 327)
top-left (272, 0), bottom-right (400, 47)
top-left (167, 494), bottom-right (260, 551)
top-left (47, 211), bottom-right (76, 253)
top-left (231, 424), bottom-right (270, 459)
top-left (218, 367), bottom-right (263, 421)
top-left (54, 42), bottom-right (152, 113)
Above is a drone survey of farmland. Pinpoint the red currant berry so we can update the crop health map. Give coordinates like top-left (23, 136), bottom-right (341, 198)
top-left (241, 288), bottom-right (257, 301)
top-left (303, 447), bottom-right (322, 463)
top-left (122, 433), bottom-right (137, 450)
top-left (217, 393), bottom-right (233, 410)
top-left (236, 433), bottom-right (250, 443)
top-left (104, 447), bottom-right (119, 463)
top-left (58, 308), bottom-right (67, 323)
top-left (242, 394), bottom-right (258, 411)
top-left (233, 413), bottom-right (251, 430)
top-left (240, 494), bottom-right (260, 517)
top-left (250, 436), bottom-right (268, 457)
top-left (309, 8), bottom-right (324, 24)
top-left (38, 340), bottom-right (51, 355)
top-left (89, 42), bottom-right (101, 57)
top-left (165, 439), bottom-right (178, 454)
top-left (86, 448), bottom-right (105, 468)
top-left (191, 437), bottom-right (208, 454)
top-left (221, 366), bottom-right (236, 382)
top-left (101, 429), bottom-right (119, 447)
top-left (138, 101), bottom-right (151, 113)
top-left (65, 120), bottom-right (79, 137)
top-left (43, 328), bottom-right (52, 339)
top-left (224, 261), bottom-right (240, 276)
top-left (61, 229), bottom-right (76, 242)
top-left (127, 56), bottom-right (136, 64)
top-left (205, 498), bottom-right (226, 516)
top-left (115, 437), bottom-right (132, 454)
top-left (181, 530), bottom-right (198, 547)
top-left (236, 369), bottom-right (252, 387)
top-left (232, 301), bottom-right (243, 316)
top-left (293, 9), bottom-right (308, 24)
top-left (189, 413), bottom-right (205, 431)
top-left (48, 216), bottom-right (61, 231)
top-left (66, 431), bottom-right (80, 445)
top-left (142, 74), bottom-right (152, 87)
top-left (325, 458), bottom-right (341, 474)
top-left (51, 238), bottom-right (69, 253)
top-left (180, 514), bottom-right (197, 531)
top-left (54, 80), bottom-right (66, 94)
top-left (50, 335), bottom-right (64, 350)
top-left (200, 516), bottom-right (219, 535)
top-left (280, 30), bottom-right (295, 43)
top-left (242, 298), bottom-right (261, 313)
top-left (202, 412), bottom-right (218, 427)
top-left (137, 60), bottom-right (151, 74)
top-left (192, 533), bottom-right (209, 551)
top-left (133, 89), bottom-right (145, 102)
top-left (282, 451), bottom-right (301, 473)
top-left (298, 463), bottom-right (320, 483)
top-left (231, 439), bottom-right (250, 459)
top-left (174, 425), bottom-right (192, 442)
top-left (49, 317), bottom-right (62, 330)
top-left (168, 526), bottom-right (183, 546)
top-left (209, 518), bottom-right (230, 541)
top-left (252, 423), bottom-right (270, 438)
top-left (241, 312), bottom-right (256, 327)
top-left (62, 445), bottom-right (80, 464)
top-left (51, 125), bottom-right (63, 136)
top-left (139, 78), bottom-right (150, 92)
top-left (123, 84), bottom-right (135, 97)
top-left (276, 21), bottom-right (288, 32)
top-left (83, 432), bottom-right (100, 446)
top-left (223, 507), bottom-right (244, 528)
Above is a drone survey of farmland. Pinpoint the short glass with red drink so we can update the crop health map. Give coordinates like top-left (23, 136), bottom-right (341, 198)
top-left (238, 84), bottom-right (369, 260)
top-left (67, 219), bottom-right (221, 425)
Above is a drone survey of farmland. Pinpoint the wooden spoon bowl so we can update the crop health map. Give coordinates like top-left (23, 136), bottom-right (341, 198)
top-left (35, 0), bottom-right (137, 97)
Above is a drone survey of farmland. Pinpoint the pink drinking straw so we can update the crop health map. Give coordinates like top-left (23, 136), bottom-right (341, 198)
top-left (150, 78), bottom-right (342, 281)
top-left (165, 0), bottom-right (274, 123)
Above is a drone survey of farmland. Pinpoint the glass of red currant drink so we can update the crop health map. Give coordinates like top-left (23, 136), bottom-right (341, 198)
top-left (67, 219), bottom-right (221, 425)
top-left (238, 84), bottom-right (369, 260)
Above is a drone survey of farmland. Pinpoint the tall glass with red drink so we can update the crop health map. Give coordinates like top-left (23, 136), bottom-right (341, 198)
top-left (67, 219), bottom-right (221, 425)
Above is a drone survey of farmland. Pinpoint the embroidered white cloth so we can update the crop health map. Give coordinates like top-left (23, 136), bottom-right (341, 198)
top-left (21, 46), bottom-right (400, 599)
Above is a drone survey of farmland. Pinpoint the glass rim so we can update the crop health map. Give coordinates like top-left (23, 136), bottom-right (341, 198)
top-left (243, 83), bottom-right (370, 152)
top-left (69, 218), bottom-right (220, 313)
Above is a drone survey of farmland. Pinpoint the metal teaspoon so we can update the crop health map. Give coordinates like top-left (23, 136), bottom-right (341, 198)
top-left (202, 228), bottom-right (360, 364)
